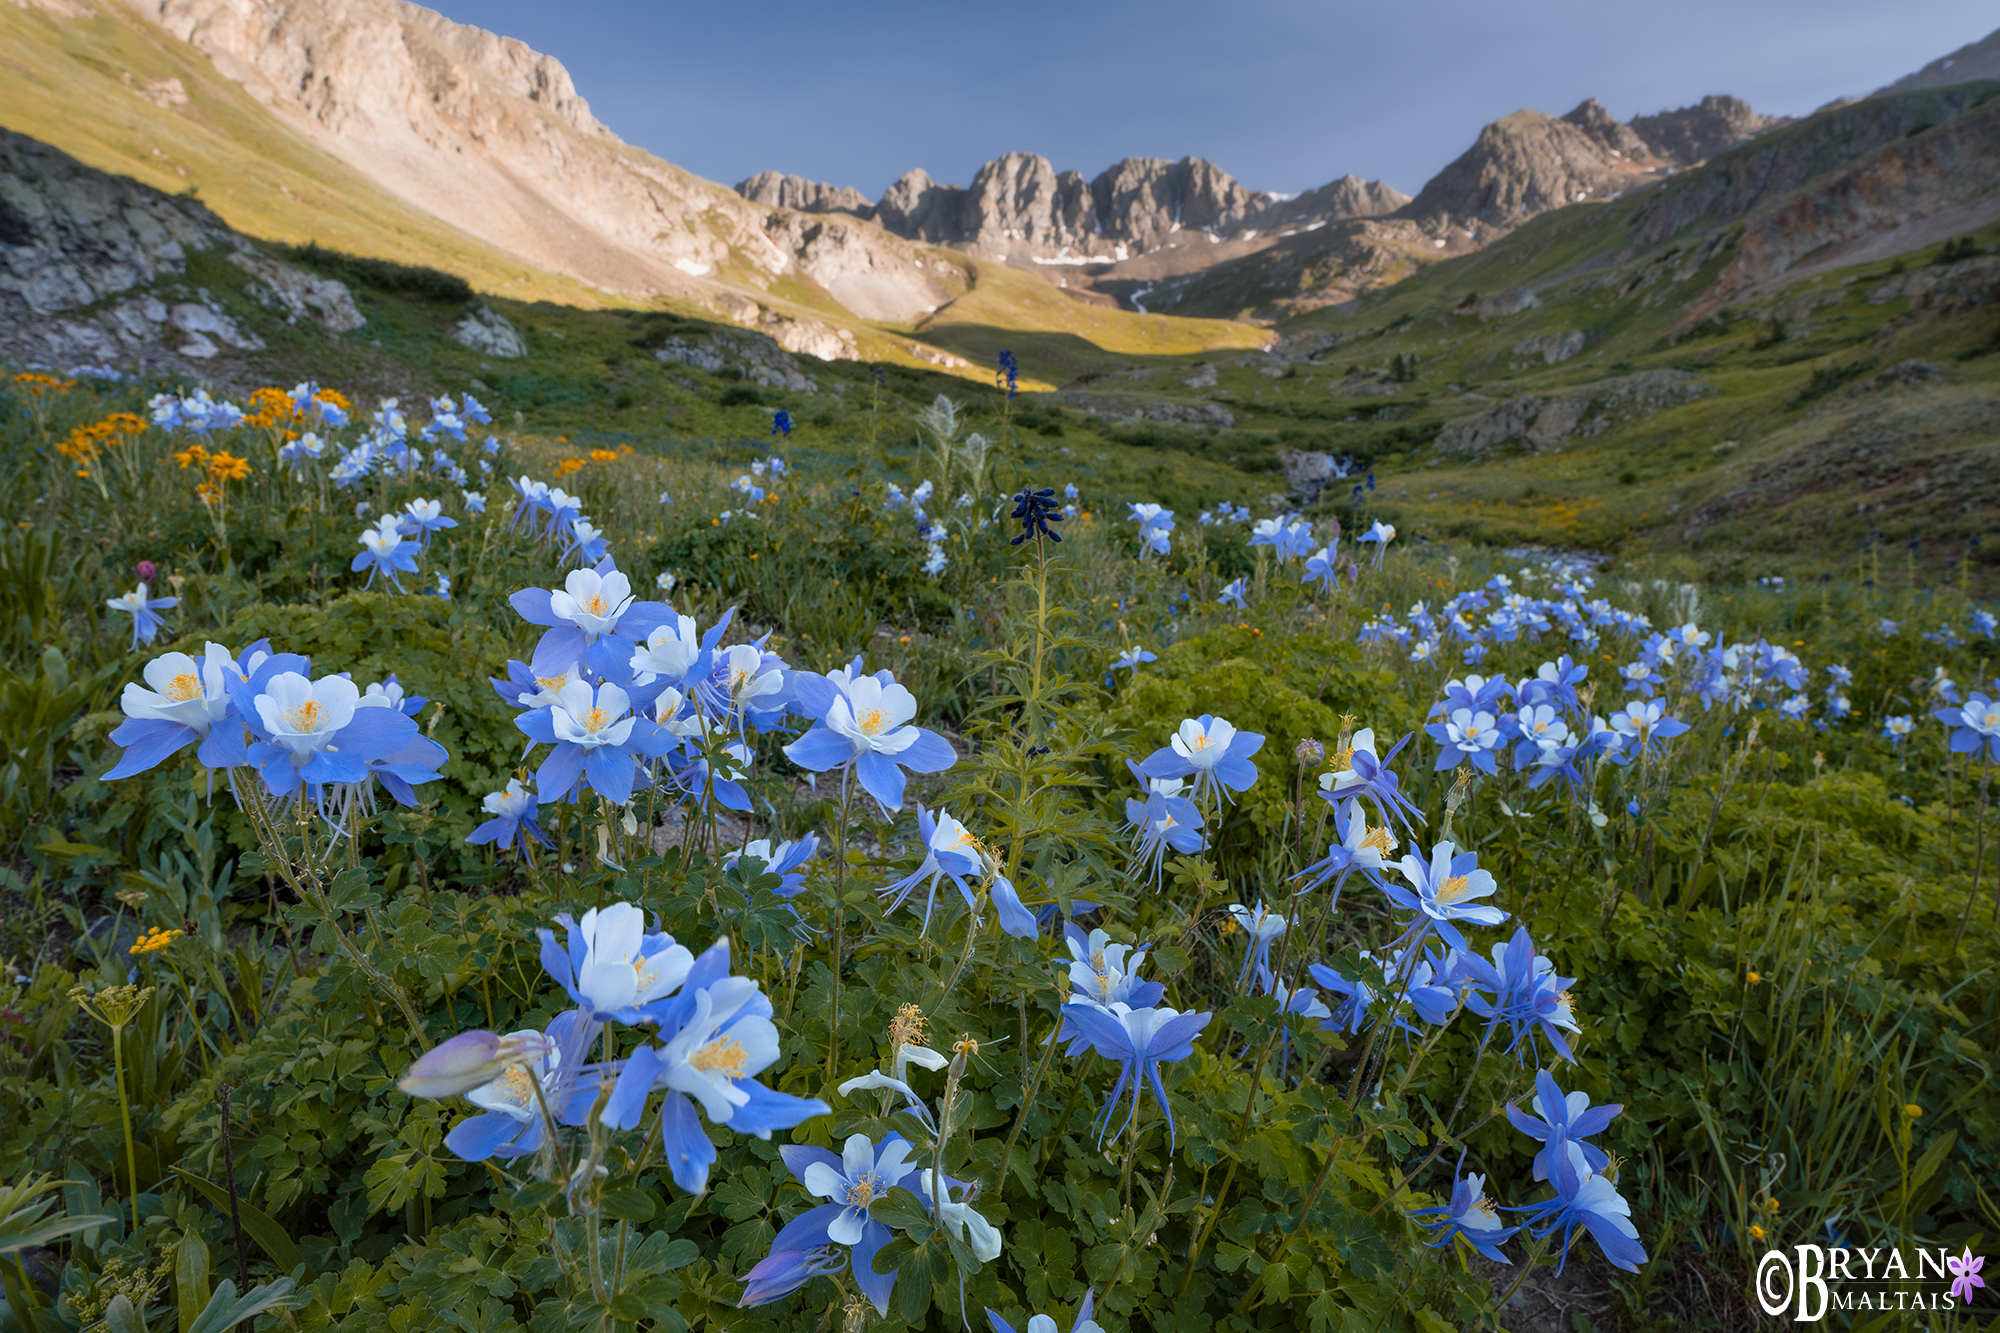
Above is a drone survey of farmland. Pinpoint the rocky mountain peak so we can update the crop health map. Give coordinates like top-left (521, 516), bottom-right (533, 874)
top-left (1560, 99), bottom-right (1656, 160)
top-left (1629, 95), bottom-right (1788, 165)
top-left (1402, 109), bottom-right (1642, 234)
top-left (735, 171), bottom-right (875, 219)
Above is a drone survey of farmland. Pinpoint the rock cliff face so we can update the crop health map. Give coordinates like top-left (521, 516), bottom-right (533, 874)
top-left (115, 0), bottom-right (949, 329)
top-left (1629, 95), bottom-right (1789, 166)
top-left (742, 152), bottom-right (1405, 263)
top-left (1401, 96), bottom-right (1785, 238)
top-left (735, 171), bottom-right (876, 219)
top-left (0, 126), bottom-right (360, 371)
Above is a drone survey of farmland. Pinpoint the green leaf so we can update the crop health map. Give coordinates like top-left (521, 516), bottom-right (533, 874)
top-left (1908, 1129), bottom-right (1957, 1192)
top-left (170, 1168), bottom-right (307, 1277)
top-left (599, 1188), bottom-right (658, 1223)
top-left (184, 1278), bottom-right (297, 1333)
top-left (102, 1294), bottom-right (147, 1333)
top-left (870, 1190), bottom-right (935, 1233)
top-left (175, 1231), bottom-right (212, 1333)
top-left (34, 840), bottom-right (108, 860)
top-left (326, 867), bottom-right (381, 913)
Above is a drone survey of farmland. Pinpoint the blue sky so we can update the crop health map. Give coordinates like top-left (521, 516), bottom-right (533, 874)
top-left (432, 1), bottom-right (1996, 199)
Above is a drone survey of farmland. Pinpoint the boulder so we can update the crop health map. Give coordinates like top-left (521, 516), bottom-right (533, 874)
top-left (1512, 329), bottom-right (1586, 364)
top-left (1433, 369), bottom-right (1716, 455)
top-left (451, 303), bottom-right (527, 357)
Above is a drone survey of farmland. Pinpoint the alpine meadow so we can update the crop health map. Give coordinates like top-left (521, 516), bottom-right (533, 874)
top-left (0, 2), bottom-right (1996, 1332)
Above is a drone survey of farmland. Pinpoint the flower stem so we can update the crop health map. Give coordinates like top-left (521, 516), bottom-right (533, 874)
top-left (113, 1026), bottom-right (140, 1233)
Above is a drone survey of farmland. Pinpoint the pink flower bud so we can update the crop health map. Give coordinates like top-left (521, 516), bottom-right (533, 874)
top-left (136, 560), bottom-right (157, 582)
top-left (397, 1028), bottom-right (550, 1099)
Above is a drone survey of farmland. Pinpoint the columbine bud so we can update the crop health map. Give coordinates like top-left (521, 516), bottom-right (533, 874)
top-left (1294, 737), bottom-right (1324, 767)
top-left (136, 560), bottom-right (157, 582)
top-left (398, 1029), bottom-right (549, 1099)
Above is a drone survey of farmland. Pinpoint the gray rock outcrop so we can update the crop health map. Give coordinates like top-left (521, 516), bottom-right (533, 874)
top-left (1628, 96), bottom-right (1790, 166)
top-left (735, 172), bottom-right (876, 219)
top-left (1512, 329), bottom-right (1586, 364)
top-left (744, 151), bottom-right (1406, 266)
top-left (1432, 370), bottom-right (1716, 455)
top-left (654, 327), bottom-right (822, 392)
top-left (451, 303), bottom-right (527, 357)
top-left (0, 126), bottom-right (358, 370)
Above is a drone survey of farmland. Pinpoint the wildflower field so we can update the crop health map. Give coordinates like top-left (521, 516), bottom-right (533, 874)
top-left (0, 362), bottom-right (1994, 1333)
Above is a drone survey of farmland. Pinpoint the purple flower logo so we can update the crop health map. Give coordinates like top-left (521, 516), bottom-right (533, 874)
top-left (1949, 1248), bottom-right (1986, 1303)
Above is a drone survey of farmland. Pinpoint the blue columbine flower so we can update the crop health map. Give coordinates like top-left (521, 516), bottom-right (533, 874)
top-left (1319, 728), bottom-right (1425, 833)
top-left (468, 778), bottom-right (551, 851)
top-left (510, 559), bottom-right (672, 679)
top-left (1111, 646), bottom-right (1156, 673)
top-left (741, 1133), bottom-right (920, 1313)
top-left (105, 581), bottom-right (177, 649)
top-left (1507, 1068), bottom-right (1621, 1181)
top-left (1139, 714), bottom-right (1264, 808)
top-left (1225, 902), bottom-right (1287, 988)
top-left (1217, 577), bottom-right (1248, 609)
top-left (1509, 1135), bottom-right (1647, 1274)
top-left (443, 1009), bottom-right (606, 1161)
top-left (725, 835), bottom-right (818, 897)
top-left (603, 950), bottom-right (829, 1194)
top-left (536, 902), bottom-right (695, 1023)
top-left (783, 662), bottom-right (957, 813)
top-left (241, 671), bottom-right (421, 800)
top-left (1293, 797), bottom-right (1397, 900)
top-left (352, 521), bottom-right (420, 591)
top-left (1459, 927), bottom-right (1580, 1062)
top-left (1358, 520), bottom-right (1396, 568)
top-left (1407, 1170), bottom-right (1520, 1262)
top-left (1936, 691), bottom-right (2000, 762)
top-left (876, 805), bottom-right (1035, 938)
top-left (1380, 840), bottom-right (1508, 951)
top-left (1123, 764), bottom-right (1206, 885)
top-left (515, 678), bottom-right (671, 804)
top-left (403, 497), bottom-right (457, 546)
top-left (1057, 1001), bottom-right (1211, 1146)
top-left (1307, 960), bottom-right (1375, 1034)
top-left (1609, 699), bottom-right (1690, 757)
top-left (1062, 926), bottom-right (1165, 1010)
top-left (104, 644), bottom-right (249, 778)
top-left (1428, 706), bottom-right (1504, 774)
top-left (1302, 545), bottom-right (1341, 593)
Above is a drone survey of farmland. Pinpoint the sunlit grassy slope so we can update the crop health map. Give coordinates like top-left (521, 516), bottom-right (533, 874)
top-left (0, 0), bottom-right (620, 306)
top-left (913, 259), bottom-right (1273, 388)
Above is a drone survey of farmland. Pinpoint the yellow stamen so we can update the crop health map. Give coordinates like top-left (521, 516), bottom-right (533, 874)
top-left (889, 1003), bottom-right (928, 1051)
top-left (493, 1062), bottom-right (537, 1107)
top-left (163, 672), bottom-right (202, 702)
top-left (1361, 827), bottom-right (1398, 855)
top-left (1436, 874), bottom-right (1472, 903)
top-left (579, 706), bottom-right (611, 732)
top-left (538, 674), bottom-right (568, 690)
top-left (690, 1037), bottom-right (749, 1079)
top-left (581, 594), bottom-right (609, 616)
top-left (283, 700), bottom-right (327, 733)
top-left (856, 706), bottom-right (889, 735)
top-left (844, 1174), bottom-right (883, 1208)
